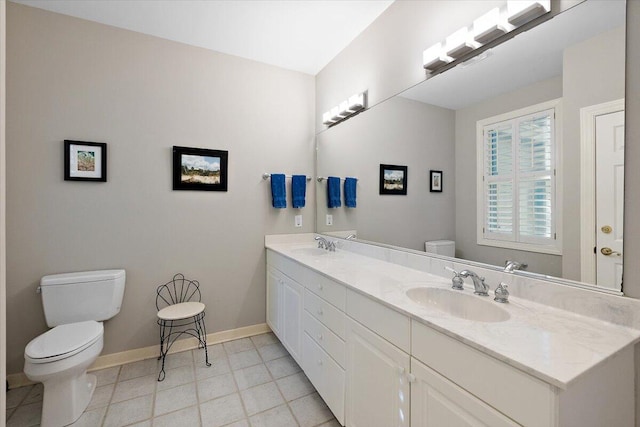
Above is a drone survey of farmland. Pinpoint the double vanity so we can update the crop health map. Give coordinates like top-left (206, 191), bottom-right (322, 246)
top-left (265, 234), bottom-right (640, 427)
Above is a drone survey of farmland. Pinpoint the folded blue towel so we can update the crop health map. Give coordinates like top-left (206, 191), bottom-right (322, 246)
top-left (344, 177), bottom-right (357, 208)
top-left (327, 176), bottom-right (341, 208)
top-left (270, 174), bottom-right (286, 208)
top-left (292, 175), bottom-right (306, 208)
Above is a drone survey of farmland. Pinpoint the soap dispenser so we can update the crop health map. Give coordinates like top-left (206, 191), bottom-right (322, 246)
top-left (494, 282), bottom-right (509, 303)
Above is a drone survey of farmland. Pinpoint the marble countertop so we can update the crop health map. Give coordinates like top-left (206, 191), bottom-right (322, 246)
top-left (265, 240), bottom-right (640, 390)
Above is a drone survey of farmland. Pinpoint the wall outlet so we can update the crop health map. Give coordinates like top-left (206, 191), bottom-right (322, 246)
top-left (295, 215), bottom-right (303, 228)
top-left (326, 214), bottom-right (333, 226)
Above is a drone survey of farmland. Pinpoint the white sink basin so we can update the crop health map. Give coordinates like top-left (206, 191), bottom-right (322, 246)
top-left (291, 247), bottom-right (329, 256)
top-left (406, 287), bottom-right (510, 323)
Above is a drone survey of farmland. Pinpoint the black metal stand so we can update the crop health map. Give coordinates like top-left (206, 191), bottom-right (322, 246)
top-left (157, 312), bottom-right (211, 381)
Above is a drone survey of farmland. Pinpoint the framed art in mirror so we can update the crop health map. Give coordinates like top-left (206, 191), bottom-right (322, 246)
top-left (173, 146), bottom-right (228, 191)
top-left (430, 170), bottom-right (442, 192)
top-left (64, 140), bottom-right (107, 182)
top-left (380, 164), bottom-right (408, 195)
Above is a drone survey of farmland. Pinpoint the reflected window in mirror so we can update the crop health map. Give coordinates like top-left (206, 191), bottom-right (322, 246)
top-left (477, 99), bottom-right (561, 255)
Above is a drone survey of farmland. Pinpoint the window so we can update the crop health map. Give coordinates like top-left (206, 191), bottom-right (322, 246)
top-left (476, 99), bottom-right (561, 255)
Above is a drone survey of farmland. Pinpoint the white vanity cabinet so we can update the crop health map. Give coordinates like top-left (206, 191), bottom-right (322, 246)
top-left (266, 266), bottom-right (303, 363)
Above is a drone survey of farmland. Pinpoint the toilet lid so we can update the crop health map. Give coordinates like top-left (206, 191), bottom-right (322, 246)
top-left (25, 321), bottom-right (103, 363)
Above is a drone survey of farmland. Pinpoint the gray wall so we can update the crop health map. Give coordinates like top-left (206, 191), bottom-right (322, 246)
top-left (317, 96), bottom-right (455, 251)
top-left (6, 3), bottom-right (315, 374)
top-left (562, 26), bottom-right (626, 280)
top-left (454, 76), bottom-right (564, 277)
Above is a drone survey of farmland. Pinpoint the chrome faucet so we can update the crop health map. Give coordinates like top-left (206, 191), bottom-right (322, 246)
top-left (315, 236), bottom-right (336, 252)
top-left (345, 234), bottom-right (357, 240)
top-left (504, 260), bottom-right (527, 273)
top-left (459, 270), bottom-right (490, 296)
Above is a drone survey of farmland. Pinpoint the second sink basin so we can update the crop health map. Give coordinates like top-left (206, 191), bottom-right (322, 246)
top-left (406, 287), bottom-right (510, 323)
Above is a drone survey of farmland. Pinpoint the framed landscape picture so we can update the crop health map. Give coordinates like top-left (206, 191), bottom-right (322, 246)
top-left (64, 140), bottom-right (107, 182)
top-left (172, 146), bottom-right (228, 191)
top-left (379, 164), bottom-right (408, 195)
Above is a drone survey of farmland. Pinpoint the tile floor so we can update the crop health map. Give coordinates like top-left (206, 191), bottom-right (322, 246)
top-left (6, 333), bottom-right (340, 427)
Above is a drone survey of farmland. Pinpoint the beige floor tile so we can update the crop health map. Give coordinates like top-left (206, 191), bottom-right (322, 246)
top-left (240, 382), bottom-right (284, 416)
top-left (92, 366), bottom-right (121, 386)
top-left (250, 333), bottom-right (279, 349)
top-left (257, 343), bottom-right (288, 362)
top-left (222, 420), bottom-right (250, 427)
top-left (196, 354), bottom-right (231, 379)
top-left (199, 393), bottom-right (246, 427)
top-left (86, 383), bottom-right (115, 410)
top-left (103, 394), bottom-right (153, 427)
top-left (248, 404), bottom-right (298, 427)
top-left (153, 405), bottom-right (201, 427)
top-left (22, 383), bottom-right (43, 405)
top-left (223, 338), bottom-right (255, 354)
top-left (155, 382), bottom-right (198, 416)
top-left (265, 355), bottom-right (301, 379)
top-left (69, 406), bottom-right (107, 426)
top-left (289, 393), bottom-right (334, 427)
top-left (111, 374), bottom-right (156, 403)
top-left (163, 349), bottom-right (195, 370)
top-left (228, 349), bottom-right (262, 371)
top-left (6, 386), bottom-right (32, 409)
top-left (157, 364), bottom-right (195, 391)
top-left (197, 372), bottom-right (237, 403)
top-left (6, 402), bottom-right (42, 427)
top-left (119, 358), bottom-right (160, 381)
top-left (317, 419), bottom-right (342, 427)
top-left (276, 371), bottom-right (315, 401)
top-left (233, 364), bottom-right (271, 390)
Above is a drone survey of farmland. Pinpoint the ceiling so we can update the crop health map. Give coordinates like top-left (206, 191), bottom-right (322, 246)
top-left (12, 0), bottom-right (394, 76)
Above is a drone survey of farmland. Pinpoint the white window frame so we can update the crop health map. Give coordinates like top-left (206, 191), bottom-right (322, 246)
top-left (476, 99), bottom-right (562, 255)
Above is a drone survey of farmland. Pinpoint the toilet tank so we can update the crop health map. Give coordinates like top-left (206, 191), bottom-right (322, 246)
top-left (39, 269), bottom-right (126, 327)
top-left (424, 240), bottom-right (455, 257)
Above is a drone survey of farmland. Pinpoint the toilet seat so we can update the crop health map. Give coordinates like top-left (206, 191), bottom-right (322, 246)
top-left (25, 320), bottom-right (103, 364)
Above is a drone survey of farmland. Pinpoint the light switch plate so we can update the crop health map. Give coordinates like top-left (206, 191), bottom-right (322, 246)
top-left (326, 214), bottom-right (333, 226)
top-left (295, 215), bottom-right (303, 227)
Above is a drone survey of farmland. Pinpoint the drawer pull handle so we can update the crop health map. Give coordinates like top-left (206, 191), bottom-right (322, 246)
top-left (317, 334), bottom-right (323, 341)
top-left (407, 373), bottom-right (416, 383)
top-left (317, 309), bottom-right (323, 316)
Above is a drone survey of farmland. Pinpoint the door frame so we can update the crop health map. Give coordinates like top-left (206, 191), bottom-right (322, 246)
top-left (579, 98), bottom-right (625, 286)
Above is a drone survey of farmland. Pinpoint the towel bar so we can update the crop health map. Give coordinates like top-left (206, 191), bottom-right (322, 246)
top-left (262, 173), bottom-right (312, 182)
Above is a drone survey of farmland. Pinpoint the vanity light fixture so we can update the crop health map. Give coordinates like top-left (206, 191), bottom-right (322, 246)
top-left (322, 91), bottom-right (367, 126)
top-left (446, 27), bottom-right (481, 59)
top-left (507, 0), bottom-right (551, 27)
top-left (423, 42), bottom-right (453, 72)
top-left (423, 0), bottom-right (550, 73)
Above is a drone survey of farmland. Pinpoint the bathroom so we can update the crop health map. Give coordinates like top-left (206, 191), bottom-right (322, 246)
top-left (2, 0), bottom-right (640, 426)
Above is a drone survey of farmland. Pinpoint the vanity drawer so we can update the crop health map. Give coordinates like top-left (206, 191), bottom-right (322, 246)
top-left (411, 320), bottom-right (555, 427)
top-left (304, 269), bottom-right (346, 311)
top-left (305, 289), bottom-right (346, 339)
top-left (346, 289), bottom-right (410, 353)
top-left (303, 310), bottom-right (345, 367)
top-left (303, 332), bottom-right (345, 425)
top-left (266, 250), bottom-right (306, 284)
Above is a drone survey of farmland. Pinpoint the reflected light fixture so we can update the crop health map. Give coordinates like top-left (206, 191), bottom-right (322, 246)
top-left (323, 92), bottom-right (367, 126)
top-left (423, 0), bottom-right (551, 73)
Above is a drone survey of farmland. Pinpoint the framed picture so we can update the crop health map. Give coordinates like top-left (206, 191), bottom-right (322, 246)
top-left (64, 140), bottom-right (107, 182)
top-left (430, 170), bottom-right (443, 192)
top-left (379, 164), bottom-right (408, 195)
top-left (173, 146), bottom-right (228, 191)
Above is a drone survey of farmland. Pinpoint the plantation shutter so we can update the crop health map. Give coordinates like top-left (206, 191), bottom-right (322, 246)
top-left (483, 108), bottom-right (555, 246)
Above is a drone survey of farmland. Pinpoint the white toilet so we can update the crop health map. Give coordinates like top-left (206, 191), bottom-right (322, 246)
top-left (23, 269), bottom-right (126, 427)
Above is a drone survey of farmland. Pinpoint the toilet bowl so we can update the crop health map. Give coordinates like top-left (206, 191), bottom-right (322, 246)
top-left (24, 321), bottom-right (104, 427)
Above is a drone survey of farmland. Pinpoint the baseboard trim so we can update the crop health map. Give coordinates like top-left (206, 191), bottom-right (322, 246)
top-left (7, 323), bottom-right (271, 389)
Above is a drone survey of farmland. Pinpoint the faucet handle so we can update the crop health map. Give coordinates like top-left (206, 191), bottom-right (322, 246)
top-left (494, 282), bottom-right (509, 303)
top-left (445, 266), bottom-right (464, 291)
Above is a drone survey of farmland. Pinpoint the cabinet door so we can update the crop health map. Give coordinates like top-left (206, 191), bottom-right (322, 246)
top-left (282, 276), bottom-right (303, 363)
top-left (346, 318), bottom-right (410, 427)
top-left (411, 358), bottom-right (519, 427)
top-left (266, 268), bottom-right (282, 338)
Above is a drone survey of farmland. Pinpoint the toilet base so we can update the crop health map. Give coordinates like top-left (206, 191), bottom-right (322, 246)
top-left (41, 373), bottom-right (97, 427)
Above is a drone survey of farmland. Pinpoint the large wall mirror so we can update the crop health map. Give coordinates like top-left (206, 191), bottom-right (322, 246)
top-left (316, 0), bottom-right (626, 293)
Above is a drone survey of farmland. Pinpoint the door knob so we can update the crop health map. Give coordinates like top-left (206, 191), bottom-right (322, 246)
top-left (601, 247), bottom-right (621, 256)
top-left (601, 225), bottom-right (612, 234)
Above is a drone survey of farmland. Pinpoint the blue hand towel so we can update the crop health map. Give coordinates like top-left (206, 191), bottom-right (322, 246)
top-left (327, 176), bottom-right (341, 208)
top-left (270, 174), bottom-right (286, 208)
top-left (344, 177), bottom-right (357, 208)
top-left (292, 175), bottom-right (306, 209)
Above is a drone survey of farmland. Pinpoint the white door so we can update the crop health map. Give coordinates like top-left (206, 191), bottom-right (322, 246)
top-left (346, 318), bottom-right (410, 427)
top-left (595, 110), bottom-right (624, 289)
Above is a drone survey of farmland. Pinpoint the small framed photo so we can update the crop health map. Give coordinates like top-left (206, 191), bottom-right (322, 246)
top-left (64, 140), bottom-right (107, 182)
top-left (173, 146), bottom-right (228, 191)
top-left (430, 170), bottom-right (443, 192)
top-left (379, 164), bottom-right (408, 195)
